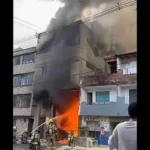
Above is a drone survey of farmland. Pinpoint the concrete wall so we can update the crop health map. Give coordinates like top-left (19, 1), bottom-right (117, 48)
top-left (16, 118), bottom-right (29, 136)
top-left (13, 47), bottom-right (36, 128)
top-left (34, 21), bottom-right (105, 89)
top-left (13, 86), bottom-right (33, 94)
top-left (13, 108), bottom-right (31, 116)
top-left (83, 117), bottom-right (110, 132)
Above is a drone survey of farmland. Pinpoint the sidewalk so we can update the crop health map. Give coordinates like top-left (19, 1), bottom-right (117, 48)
top-left (57, 145), bottom-right (109, 150)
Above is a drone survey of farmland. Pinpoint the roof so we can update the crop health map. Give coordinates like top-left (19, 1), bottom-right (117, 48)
top-left (116, 51), bottom-right (137, 59)
top-left (104, 55), bottom-right (116, 60)
top-left (38, 20), bottom-right (83, 37)
top-left (104, 51), bottom-right (137, 61)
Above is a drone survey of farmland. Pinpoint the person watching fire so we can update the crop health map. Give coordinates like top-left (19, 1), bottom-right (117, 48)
top-left (46, 118), bottom-right (57, 149)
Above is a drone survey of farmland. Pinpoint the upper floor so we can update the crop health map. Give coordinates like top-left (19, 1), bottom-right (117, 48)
top-left (13, 47), bottom-right (36, 75)
top-left (79, 83), bottom-right (137, 116)
top-left (33, 21), bottom-right (105, 95)
top-left (80, 52), bottom-right (137, 86)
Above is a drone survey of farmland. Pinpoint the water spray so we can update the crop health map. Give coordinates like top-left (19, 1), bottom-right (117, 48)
top-left (17, 116), bottom-right (60, 138)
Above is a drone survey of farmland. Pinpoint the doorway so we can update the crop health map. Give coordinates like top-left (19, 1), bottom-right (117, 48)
top-left (39, 117), bottom-right (45, 138)
top-left (28, 119), bottom-right (34, 136)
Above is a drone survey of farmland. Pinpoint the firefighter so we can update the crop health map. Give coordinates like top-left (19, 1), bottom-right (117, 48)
top-left (30, 129), bottom-right (41, 149)
top-left (21, 128), bottom-right (28, 144)
top-left (68, 131), bottom-right (75, 147)
top-left (45, 118), bottom-right (57, 149)
top-left (13, 126), bottom-right (17, 144)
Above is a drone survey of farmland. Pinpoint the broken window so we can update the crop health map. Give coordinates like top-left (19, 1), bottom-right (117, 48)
top-left (108, 61), bottom-right (117, 73)
top-left (13, 94), bottom-right (31, 108)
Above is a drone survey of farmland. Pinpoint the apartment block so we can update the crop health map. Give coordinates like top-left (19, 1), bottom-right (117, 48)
top-left (13, 47), bottom-right (36, 135)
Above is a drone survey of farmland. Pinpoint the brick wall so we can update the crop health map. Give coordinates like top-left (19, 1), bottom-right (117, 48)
top-left (80, 69), bottom-right (136, 86)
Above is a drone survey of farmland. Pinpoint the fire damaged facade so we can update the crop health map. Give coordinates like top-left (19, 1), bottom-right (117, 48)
top-left (32, 20), bottom-right (107, 138)
top-left (79, 51), bottom-right (137, 145)
top-left (13, 47), bottom-right (36, 135)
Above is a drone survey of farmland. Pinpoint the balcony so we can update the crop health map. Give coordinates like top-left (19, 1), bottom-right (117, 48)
top-left (79, 97), bottom-right (128, 116)
top-left (80, 69), bottom-right (136, 87)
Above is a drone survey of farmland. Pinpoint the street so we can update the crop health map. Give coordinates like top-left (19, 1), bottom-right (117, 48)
top-left (13, 144), bottom-right (109, 150)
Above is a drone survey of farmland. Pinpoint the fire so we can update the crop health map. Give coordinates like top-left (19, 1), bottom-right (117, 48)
top-left (55, 89), bottom-right (79, 141)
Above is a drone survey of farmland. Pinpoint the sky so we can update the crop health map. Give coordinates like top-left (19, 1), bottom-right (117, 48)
top-left (14, 0), bottom-right (64, 49)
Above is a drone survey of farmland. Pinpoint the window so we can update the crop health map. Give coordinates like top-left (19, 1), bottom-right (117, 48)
top-left (21, 73), bottom-right (33, 86)
top-left (13, 94), bottom-right (31, 108)
top-left (13, 56), bottom-right (21, 66)
top-left (96, 91), bottom-right (109, 103)
top-left (108, 61), bottom-right (117, 73)
top-left (22, 53), bottom-right (34, 64)
top-left (13, 75), bottom-right (21, 87)
top-left (123, 61), bottom-right (137, 75)
top-left (13, 73), bottom-right (33, 87)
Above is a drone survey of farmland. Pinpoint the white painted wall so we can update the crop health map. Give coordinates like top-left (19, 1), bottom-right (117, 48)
top-left (117, 57), bottom-right (121, 70)
top-left (80, 86), bottom-right (118, 104)
top-left (80, 88), bottom-right (87, 103)
top-left (119, 84), bottom-right (137, 104)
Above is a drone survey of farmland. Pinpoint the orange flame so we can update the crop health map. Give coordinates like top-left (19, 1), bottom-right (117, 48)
top-left (55, 89), bottom-right (79, 140)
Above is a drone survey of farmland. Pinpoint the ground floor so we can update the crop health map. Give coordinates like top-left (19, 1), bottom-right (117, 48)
top-left (79, 116), bottom-right (129, 145)
top-left (13, 116), bottom-right (34, 136)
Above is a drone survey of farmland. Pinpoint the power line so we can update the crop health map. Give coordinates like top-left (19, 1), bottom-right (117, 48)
top-left (14, 16), bottom-right (44, 30)
top-left (14, 35), bottom-right (36, 44)
top-left (39, 0), bottom-right (136, 37)
top-left (83, 0), bottom-right (136, 22)
top-left (14, 20), bottom-right (38, 32)
top-left (14, 0), bottom-right (136, 44)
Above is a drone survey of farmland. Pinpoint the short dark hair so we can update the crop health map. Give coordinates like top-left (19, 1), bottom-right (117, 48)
top-left (128, 102), bottom-right (137, 119)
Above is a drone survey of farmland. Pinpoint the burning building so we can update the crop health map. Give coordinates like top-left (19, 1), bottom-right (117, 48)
top-left (32, 20), bottom-right (107, 139)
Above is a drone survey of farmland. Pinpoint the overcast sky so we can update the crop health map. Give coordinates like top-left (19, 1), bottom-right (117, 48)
top-left (14, 0), bottom-right (64, 49)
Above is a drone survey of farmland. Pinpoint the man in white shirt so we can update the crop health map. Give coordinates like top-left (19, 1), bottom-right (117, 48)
top-left (108, 102), bottom-right (137, 150)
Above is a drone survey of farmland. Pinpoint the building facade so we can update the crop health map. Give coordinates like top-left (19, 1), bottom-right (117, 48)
top-left (79, 52), bottom-right (137, 145)
top-left (32, 20), bottom-right (107, 134)
top-left (13, 47), bottom-right (36, 135)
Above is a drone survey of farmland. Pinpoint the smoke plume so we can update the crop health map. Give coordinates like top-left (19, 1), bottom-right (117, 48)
top-left (34, 0), bottom-right (136, 106)
top-left (46, 0), bottom-right (136, 53)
